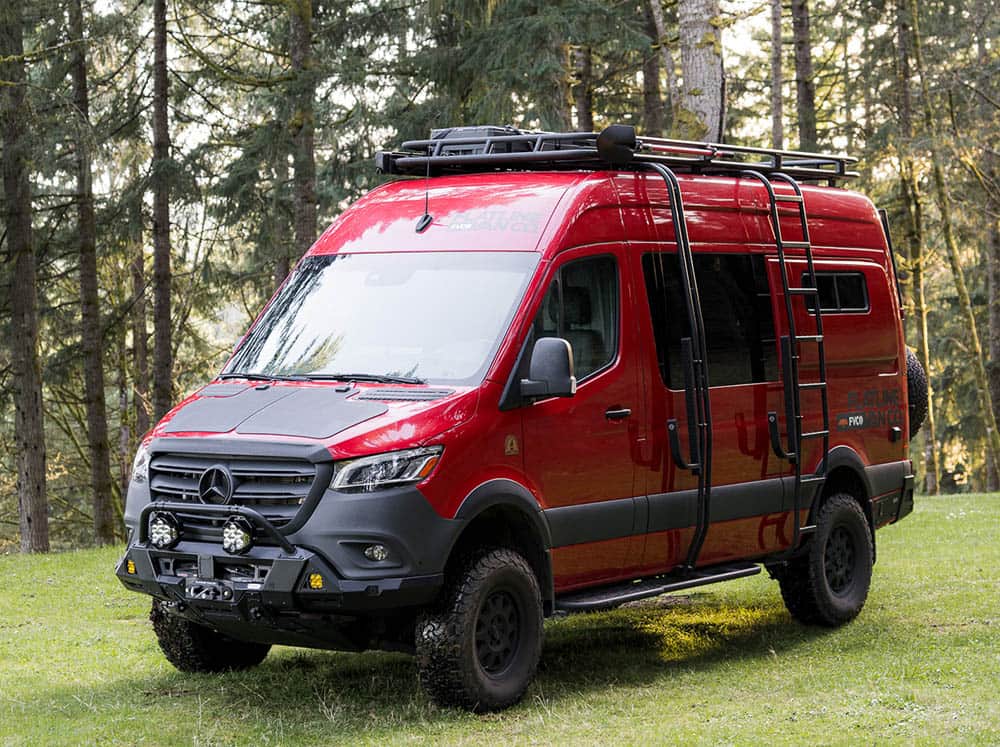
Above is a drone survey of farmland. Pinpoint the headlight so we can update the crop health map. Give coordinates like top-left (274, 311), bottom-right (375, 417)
top-left (131, 443), bottom-right (150, 484)
top-left (332, 446), bottom-right (443, 492)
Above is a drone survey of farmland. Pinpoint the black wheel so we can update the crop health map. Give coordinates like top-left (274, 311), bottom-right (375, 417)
top-left (906, 348), bottom-right (928, 439)
top-left (776, 494), bottom-right (873, 627)
top-left (150, 601), bottom-right (271, 673)
top-left (415, 547), bottom-right (543, 712)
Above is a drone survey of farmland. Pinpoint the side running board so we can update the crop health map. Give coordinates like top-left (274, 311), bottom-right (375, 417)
top-left (554, 563), bottom-right (760, 613)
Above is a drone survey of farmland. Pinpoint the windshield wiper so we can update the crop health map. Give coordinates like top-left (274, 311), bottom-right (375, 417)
top-left (303, 372), bottom-right (426, 385)
top-left (219, 371), bottom-right (311, 382)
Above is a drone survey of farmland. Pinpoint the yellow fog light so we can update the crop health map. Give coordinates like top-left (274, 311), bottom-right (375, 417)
top-left (126, 559), bottom-right (136, 575)
top-left (308, 573), bottom-right (324, 590)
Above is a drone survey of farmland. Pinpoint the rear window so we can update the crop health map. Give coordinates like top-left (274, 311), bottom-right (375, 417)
top-left (803, 272), bottom-right (869, 313)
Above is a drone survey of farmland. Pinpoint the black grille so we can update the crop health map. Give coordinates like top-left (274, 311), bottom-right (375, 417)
top-left (149, 452), bottom-right (322, 543)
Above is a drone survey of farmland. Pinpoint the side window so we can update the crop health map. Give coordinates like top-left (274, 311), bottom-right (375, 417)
top-left (642, 253), bottom-right (778, 387)
top-left (531, 255), bottom-right (619, 380)
top-left (803, 271), bottom-right (869, 313)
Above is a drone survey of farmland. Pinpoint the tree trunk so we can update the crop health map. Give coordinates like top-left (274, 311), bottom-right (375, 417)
top-left (642, 3), bottom-right (665, 137)
top-left (289, 0), bottom-right (317, 254)
top-left (790, 0), bottom-right (817, 150)
top-left (988, 219), bottom-right (1000, 491)
top-left (896, 2), bottom-right (938, 493)
top-left (273, 155), bottom-right (291, 291)
top-left (902, 167), bottom-right (940, 494)
top-left (131, 186), bottom-right (150, 440)
top-left (770, 0), bottom-right (784, 149)
top-left (978, 0), bottom-right (1000, 493)
top-left (861, 22), bottom-right (872, 142)
top-left (69, 0), bottom-right (115, 544)
top-left (677, 0), bottom-right (724, 141)
top-left (647, 0), bottom-right (678, 131)
top-left (1, 0), bottom-right (49, 552)
top-left (572, 46), bottom-right (594, 132)
top-left (152, 0), bottom-right (173, 420)
top-left (117, 327), bottom-right (131, 507)
top-left (909, 0), bottom-right (1000, 470)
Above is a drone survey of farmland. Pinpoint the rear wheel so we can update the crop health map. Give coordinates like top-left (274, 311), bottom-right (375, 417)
top-left (415, 547), bottom-right (543, 712)
top-left (777, 493), bottom-right (873, 627)
top-left (150, 601), bottom-right (271, 672)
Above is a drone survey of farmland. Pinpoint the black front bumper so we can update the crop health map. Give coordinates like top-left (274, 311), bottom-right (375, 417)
top-left (117, 487), bottom-right (457, 648)
top-left (117, 542), bottom-right (442, 613)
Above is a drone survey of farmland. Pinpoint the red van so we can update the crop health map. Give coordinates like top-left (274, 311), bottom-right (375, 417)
top-left (117, 125), bottom-right (921, 711)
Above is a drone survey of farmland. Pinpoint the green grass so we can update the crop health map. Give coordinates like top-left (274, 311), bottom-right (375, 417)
top-left (1, 495), bottom-right (998, 746)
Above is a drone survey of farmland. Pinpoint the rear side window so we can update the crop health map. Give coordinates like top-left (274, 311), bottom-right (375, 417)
top-left (642, 253), bottom-right (777, 388)
top-left (802, 272), bottom-right (869, 313)
top-left (532, 255), bottom-right (618, 380)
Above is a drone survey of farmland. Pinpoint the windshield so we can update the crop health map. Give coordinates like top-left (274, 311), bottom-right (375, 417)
top-left (226, 251), bottom-right (539, 385)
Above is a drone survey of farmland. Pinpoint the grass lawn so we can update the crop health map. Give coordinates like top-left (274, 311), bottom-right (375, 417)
top-left (1, 494), bottom-right (998, 746)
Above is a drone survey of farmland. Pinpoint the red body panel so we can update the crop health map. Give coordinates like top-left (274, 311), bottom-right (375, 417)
top-left (152, 168), bottom-right (909, 595)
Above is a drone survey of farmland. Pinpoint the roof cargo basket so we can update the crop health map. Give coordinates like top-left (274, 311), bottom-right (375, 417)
top-left (375, 124), bottom-right (859, 186)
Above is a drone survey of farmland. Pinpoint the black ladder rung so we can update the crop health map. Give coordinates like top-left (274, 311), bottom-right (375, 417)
top-left (788, 286), bottom-right (819, 295)
top-left (798, 381), bottom-right (827, 390)
top-left (801, 430), bottom-right (829, 439)
top-left (774, 194), bottom-right (804, 204)
top-left (782, 241), bottom-right (811, 249)
top-left (795, 334), bottom-right (824, 342)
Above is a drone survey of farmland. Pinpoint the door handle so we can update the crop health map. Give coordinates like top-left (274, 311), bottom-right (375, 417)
top-left (604, 407), bottom-right (631, 421)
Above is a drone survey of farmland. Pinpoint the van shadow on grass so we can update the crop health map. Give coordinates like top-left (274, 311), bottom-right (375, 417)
top-left (41, 594), bottom-right (860, 737)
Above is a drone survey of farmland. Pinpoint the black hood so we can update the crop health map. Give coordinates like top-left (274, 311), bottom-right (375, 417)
top-left (161, 383), bottom-right (388, 440)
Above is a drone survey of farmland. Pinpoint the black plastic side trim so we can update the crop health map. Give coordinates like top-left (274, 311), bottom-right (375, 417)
top-left (545, 497), bottom-right (634, 547)
top-left (866, 460), bottom-right (910, 498)
top-left (544, 477), bottom-right (787, 548)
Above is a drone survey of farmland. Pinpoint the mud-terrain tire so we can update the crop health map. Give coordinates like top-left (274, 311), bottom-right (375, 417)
top-left (150, 601), bottom-right (271, 672)
top-left (415, 548), bottom-right (543, 712)
top-left (906, 348), bottom-right (928, 439)
top-left (777, 494), bottom-right (873, 627)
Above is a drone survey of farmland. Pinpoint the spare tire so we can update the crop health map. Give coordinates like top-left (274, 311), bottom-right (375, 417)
top-left (906, 348), bottom-right (928, 439)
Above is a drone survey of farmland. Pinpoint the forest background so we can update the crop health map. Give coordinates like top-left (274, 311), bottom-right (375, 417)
top-left (1, 0), bottom-right (997, 551)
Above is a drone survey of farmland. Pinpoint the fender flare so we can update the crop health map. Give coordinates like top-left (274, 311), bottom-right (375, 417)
top-left (819, 445), bottom-right (874, 502)
top-left (814, 445), bottom-right (876, 560)
top-left (453, 479), bottom-right (554, 602)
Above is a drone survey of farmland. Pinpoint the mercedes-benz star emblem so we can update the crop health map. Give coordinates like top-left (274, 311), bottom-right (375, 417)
top-left (198, 465), bottom-right (234, 504)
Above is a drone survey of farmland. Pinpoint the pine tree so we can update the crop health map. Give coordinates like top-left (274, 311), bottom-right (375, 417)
top-left (1, 0), bottom-right (50, 552)
top-left (69, 0), bottom-right (115, 543)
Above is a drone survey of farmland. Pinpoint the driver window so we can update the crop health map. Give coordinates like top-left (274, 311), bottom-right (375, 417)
top-left (531, 255), bottom-right (618, 380)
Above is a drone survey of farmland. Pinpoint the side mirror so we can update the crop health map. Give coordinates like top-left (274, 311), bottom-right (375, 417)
top-left (520, 337), bottom-right (577, 399)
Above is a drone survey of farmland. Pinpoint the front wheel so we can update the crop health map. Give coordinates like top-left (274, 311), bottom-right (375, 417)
top-left (415, 548), bottom-right (543, 711)
top-left (150, 601), bottom-right (271, 673)
top-left (776, 493), bottom-right (874, 627)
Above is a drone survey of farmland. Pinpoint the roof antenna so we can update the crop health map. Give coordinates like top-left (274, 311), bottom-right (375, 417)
top-left (415, 155), bottom-right (433, 233)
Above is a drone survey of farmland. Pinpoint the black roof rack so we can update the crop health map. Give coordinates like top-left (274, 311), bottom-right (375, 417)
top-left (374, 124), bottom-right (859, 186)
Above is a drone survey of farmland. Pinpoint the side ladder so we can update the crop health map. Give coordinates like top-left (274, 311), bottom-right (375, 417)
top-left (646, 162), bottom-right (713, 571)
top-left (741, 170), bottom-right (830, 553)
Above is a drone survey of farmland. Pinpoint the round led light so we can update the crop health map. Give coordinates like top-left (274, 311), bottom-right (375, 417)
top-left (363, 544), bottom-right (389, 562)
top-left (148, 512), bottom-right (180, 549)
top-left (221, 517), bottom-right (253, 555)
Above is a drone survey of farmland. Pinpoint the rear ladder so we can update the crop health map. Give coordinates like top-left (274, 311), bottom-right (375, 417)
top-left (741, 171), bottom-right (830, 553)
